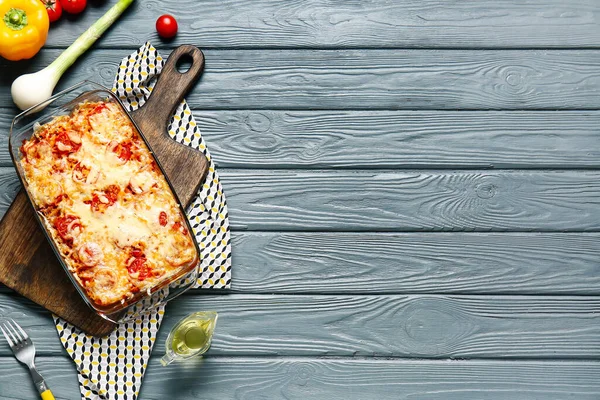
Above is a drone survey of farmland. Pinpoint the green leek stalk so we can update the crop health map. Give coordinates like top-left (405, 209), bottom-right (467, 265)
top-left (11, 0), bottom-right (135, 110)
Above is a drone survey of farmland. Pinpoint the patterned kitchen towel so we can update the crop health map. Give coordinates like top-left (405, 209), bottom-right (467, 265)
top-left (53, 42), bottom-right (232, 400)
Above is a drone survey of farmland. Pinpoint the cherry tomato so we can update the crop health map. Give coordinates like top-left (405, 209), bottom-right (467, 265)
top-left (113, 142), bottom-right (132, 162)
top-left (41, 0), bottom-right (62, 22)
top-left (104, 185), bottom-right (120, 204)
top-left (159, 211), bottom-right (168, 226)
top-left (54, 215), bottom-right (81, 242)
top-left (60, 0), bottom-right (86, 14)
top-left (92, 102), bottom-right (107, 114)
top-left (131, 248), bottom-right (144, 258)
top-left (128, 257), bottom-right (151, 280)
top-left (156, 14), bottom-right (178, 39)
top-left (172, 221), bottom-right (188, 235)
top-left (85, 195), bottom-right (100, 211)
top-left (54, 130), bottom-right (81, 154)
top-left (72, 162), bottom-right (91, 183)
top-left (86, 185), bottom-right (120, 211)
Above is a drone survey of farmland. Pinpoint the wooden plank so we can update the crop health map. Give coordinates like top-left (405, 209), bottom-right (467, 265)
top-left (195, 110), bottom-right (600, 169)
top-left (1, 232), bottom-right (598, 295)
top-left (1, 293), bottom-right (599, 358)
top-left (3, 50), bottom-right (600, 110)
top-left (40, 0), bottom-right (600, 49)
top-left (0, 168), bottom-right (21, 213)
top-left (0, 168), bottom-right (599, 231)
top-left (0, 357), bottom-right (80, 398)
top-left (3, 109), bottom-right (600, 169)
top-left (0, 111), bottom-right (10, 166)
top-left (2, 357), bottom-right (600, 400)
top-left (2, 357), bottom-right (600, 399)
top-left (230, 232), bottom-right (600, 294)
top-left (220, 170), bottom-right (600, 231)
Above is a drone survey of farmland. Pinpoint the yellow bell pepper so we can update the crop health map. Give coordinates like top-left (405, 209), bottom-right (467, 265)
top-left (0, 0), bottom-right (49, 61)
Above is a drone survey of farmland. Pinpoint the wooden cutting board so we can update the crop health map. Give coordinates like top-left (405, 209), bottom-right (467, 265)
top-left (0, 45), bottom-right (209, 337)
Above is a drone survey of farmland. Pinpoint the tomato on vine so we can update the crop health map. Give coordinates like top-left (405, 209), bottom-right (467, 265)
top-left (41, 0), bottom-right (62, 22)
top-left (59, 0), bottom-right (86, 14)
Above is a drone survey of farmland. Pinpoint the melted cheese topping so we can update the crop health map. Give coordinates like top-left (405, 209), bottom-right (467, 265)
top-left (21, 101), bottom-right (197, 309)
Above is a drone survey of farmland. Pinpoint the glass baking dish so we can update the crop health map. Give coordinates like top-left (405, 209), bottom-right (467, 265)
top-left (9, 81), bottom-right (200, 324)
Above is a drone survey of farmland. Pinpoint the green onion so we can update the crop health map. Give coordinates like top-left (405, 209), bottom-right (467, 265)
top-left (11, 0), bottom-right (135, 111)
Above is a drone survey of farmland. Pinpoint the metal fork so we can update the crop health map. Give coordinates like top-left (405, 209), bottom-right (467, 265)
top-left (0, 318), bottom-right (55, 400)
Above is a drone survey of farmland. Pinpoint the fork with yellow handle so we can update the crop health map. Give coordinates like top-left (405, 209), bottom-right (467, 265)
top-left (0, 318), bottom-right (55, 399)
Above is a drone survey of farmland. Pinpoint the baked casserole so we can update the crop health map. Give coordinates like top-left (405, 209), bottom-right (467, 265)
top-left (19, 100), bottom-right (197, 308)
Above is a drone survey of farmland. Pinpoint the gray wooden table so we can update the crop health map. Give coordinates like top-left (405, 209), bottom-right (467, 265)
top-left (1, 1), bottom-right (600, 398)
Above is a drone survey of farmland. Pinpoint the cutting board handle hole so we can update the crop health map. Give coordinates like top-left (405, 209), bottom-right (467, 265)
top-left (176, 54), bottom-right (194, 74)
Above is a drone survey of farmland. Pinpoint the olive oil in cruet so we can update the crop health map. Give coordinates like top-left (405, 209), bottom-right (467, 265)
top-left (161, 311), bottom-right (218, 366)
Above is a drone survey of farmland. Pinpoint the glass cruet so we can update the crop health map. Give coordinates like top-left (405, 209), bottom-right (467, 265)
top-left (161, 311), bottom-right (218, 366)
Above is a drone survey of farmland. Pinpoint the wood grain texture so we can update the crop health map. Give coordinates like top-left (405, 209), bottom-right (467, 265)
top-left (0, 168), bottom-right (600, 232)
top-left (194, 110), bottom-right (600, 169)
top-left (230, 232), bottom-right (600, 294)
top-left (4, 109), bottom-right (600, 169)
top-left (219, 170), bottom-right (600, 231)
top-left (2, 356), bottom-right (600, 399)
top-left (0, 111), bottom-right (10, 166)
top-left (0, 168), bottom-right (24, 210)
top-left (40, 0), bottom-right (600, 49)
top-left (3, 49), bottom-right (600, 110)
top-left (1, 293), bottom-right (599, 358)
